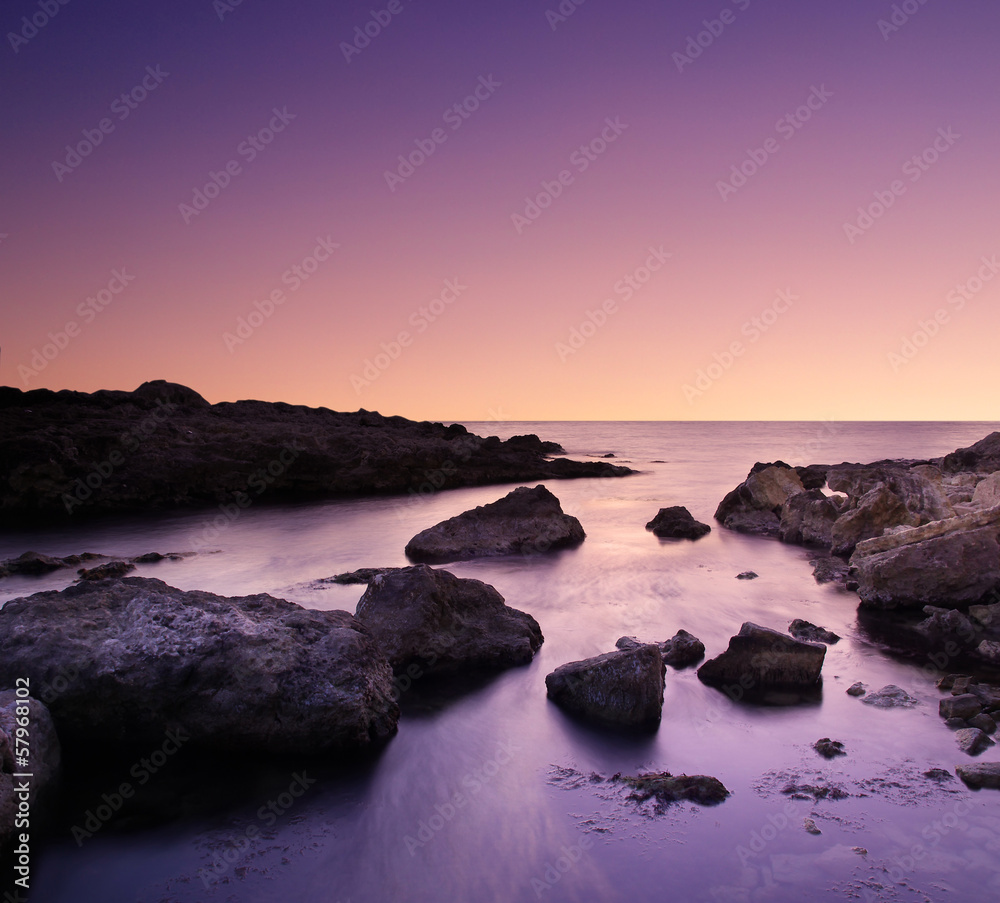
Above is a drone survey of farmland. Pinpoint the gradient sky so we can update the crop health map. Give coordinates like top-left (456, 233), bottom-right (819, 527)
top-left (2, 0), bottom-right (999, 420)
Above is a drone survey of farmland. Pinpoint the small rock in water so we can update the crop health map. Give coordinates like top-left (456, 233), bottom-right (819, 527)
top-left (789, 619), bottom-right (841, 644)
top-left (955, 727), bottom-right (994, 756)
top-left (851, 847), bottom-right (868, 856)
top-left (846, 682), bottom-right (867, 697)
top-left (860, 685), bottom-right (919, 708)
top-left (645, 506), bottom-right (711, 540)
top-left (736, 571), bottom-right (759, 580)
top-left (803, 817), bottom-right (822, 835)
top-left (77, 560), bottom-right (135, 580)
top-left (814, 738), bottom-right (846, 759)
top-left (613, 772), bottom-right (730, 807)
top-left (326, 567), bottom-right (401, 585)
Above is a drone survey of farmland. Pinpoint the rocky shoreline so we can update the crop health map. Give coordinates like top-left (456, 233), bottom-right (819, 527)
top-left (0, 380), bottom-right (632, 525)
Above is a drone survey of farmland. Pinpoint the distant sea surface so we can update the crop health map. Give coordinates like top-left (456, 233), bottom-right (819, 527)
top-left (7, 421), bottom-right (1000, 903)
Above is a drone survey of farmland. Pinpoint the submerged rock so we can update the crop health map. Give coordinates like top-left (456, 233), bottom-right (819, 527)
top-left (545, 645), bottom-right (665, 728)
top-left (789, 619), bottom-right (840, 644)
top-left (404, 485), bottom-right (585, 563)
top-left (814, 738), bottom-right (846, 759)
top-left (0, 577), bottom-right (399, 756)
top-left (645, 506), bottom-right (711, 540)
top-left (697, 622), bottom-right (826, 695)
top-left (355, 565), bottom-right (542, 675)
top-left (859, 685), bottom-right (919, 708)
top-left (612, 771), bottom-right (729, 806)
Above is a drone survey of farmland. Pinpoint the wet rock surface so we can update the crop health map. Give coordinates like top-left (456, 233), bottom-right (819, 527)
top-left (645, 506), bottom-right (711, 540)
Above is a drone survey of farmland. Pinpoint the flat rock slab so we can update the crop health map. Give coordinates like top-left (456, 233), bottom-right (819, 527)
top-left (405, 485), bottom-right (585, 563)
top-left (355, 565), bottom-right (543, 675)
top-left (0, 577), bottom-right (399, 756)
top-left (645, 506), bottom-right (711, 540)
top-left (697, 622), bottom-right (826, 694)
top-left (546, 645), bottom-right (665, 728)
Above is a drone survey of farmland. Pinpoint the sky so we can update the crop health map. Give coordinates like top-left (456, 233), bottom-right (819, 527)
top-left (2, 0), bottom-right (999, 421)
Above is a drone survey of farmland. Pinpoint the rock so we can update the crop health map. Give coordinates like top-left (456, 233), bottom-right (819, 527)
top-left (830, 483), bottom-right (919, 556)
top-left (645, 506), bottom-right (711, 540)
top-left (860, 685), bottom-right (919, 708)
top-left (356, 565), bottom-right (542, 675)
top-left (803, 817), bottom-right (822, 835)
top-left (950, 676), bottom-right (974, 695)
top-left (325, 567), bottom-right (402, 585)
top-left (77, 560), bottom-right (135, 580)
top-left (736, 571), bottom-right (759, 580)
top-left (612, 771), bottom-right (729, 806)
top-left (0, 382), bottom-right (632, 525)
top-left (850, 520), bottom-right (1000, 610)
top-left (973, 472), bottom-right (1000, 508)
top-left (940, 695), bottom-right (984, 721)
top-left (404, 485), bottom-right (585, 563)
top-left (697, 622), bottom-right (826, 694)
top-left (715, 465), bottom-right (805, 536)
top-left (0, 577), bottom-right (399, 755)
top-left (955, 728), bottom-right (994, 755)
top-left (2, 551), bottom-right (67, 575)
top-left (0, 692), bottom-right (61, 848)
top-left (846, 682), bottom-right (867, 697)
top-left (789, 619), bottom-right (840, 644)
top-left (945, 717), bottom-right (969, 729)
top-left (814, 738), bottom-right (846, 759)
top-left (659, 629), bottom-right (706, 668)
top-left (545, 645), bottom-right (665, 728)
top-left (795, 464), bottom-right (830, 490)
top-left (914, 608), bottom-right (980, 649)
top-left (923, 768), bottom-right (954, 782)
top-left (968, 713), bottom-right (997, 734)
top-left (810, 555), bottom-right (851, 585)
top-left (779, 491), bottom-right (840, 547)
top-left (969, 601), bottom-right (1000, 630)
top-left (941, 432), bottom-right (1000, 474)
top-left (955, 762), bottom-right (1000, 788)
top-left (782, 782), bottom-right (850, 801)
top-left (505, 433), bottom-right (565, 455)
top-left (937, 674), bottom-right (964, 690)
top-left (976, 640), bottom-right (1000, 665)
top-left (827, 464), bottom-right (956, 528)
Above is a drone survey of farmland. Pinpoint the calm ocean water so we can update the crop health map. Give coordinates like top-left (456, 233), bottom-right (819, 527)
top-left (6, 421), bottom-right (1000, 903)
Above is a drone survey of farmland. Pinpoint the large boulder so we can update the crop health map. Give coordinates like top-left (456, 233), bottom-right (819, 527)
top-left (973, 473), bottom-right (1000, 508)
top-left (355, 565), bottom-right (543, 674)
top-left (715, 464), bottom-right (805, 537)
top-left (850, 516), bottom-right (1000, 610)
top-left (404, 485), bottom-right (585, 563)
top-left (779, 490), bottom-right (840, 547)
top-left (830, 483), bottom-right (919, 556)
top-left (645, 507), bottom-right (711, 540)
top-left (545, 645), bottom-right (665, 728)
top-left (941, 432), bottom-right (1000, 473)
top-left (0, 692), bottom-right (61, 849)
top-left (697, 622), bottom-right (826, 694)
top-left (0, 577), bottom-right (399, 755)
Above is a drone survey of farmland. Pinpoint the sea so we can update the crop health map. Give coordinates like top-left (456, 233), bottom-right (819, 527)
top-left (4, 421), bottom-right (1000, 903)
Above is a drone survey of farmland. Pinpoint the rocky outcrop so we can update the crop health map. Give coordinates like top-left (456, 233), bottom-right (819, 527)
top-left (0, 550), bottom-right (188, 578)
top-left (779, 490), bottom-right (840, 547)
top-left (697, 622), bottom-right (826, 694)
top-left (940, 432), bottom-right (1000, 474)
top-left (715, 464), bottom-right (805, 536)
top-left (355, 565), bottom-right (542, 674)
top-left (0, 577), bottom-right (399, 755)
top-left (616, 630), bottom-right (705, 668)
top-left (404, 485), bottom-right (585, 563)
top-left (0, 692), bottom-right (61, 849)
top-left (849, 512), bottom-right (1000, 610)
top-left (645, 507), bottom-right (711, 540)
top-left (0, 381), bottom-right (632, 525)
top-left (545, 645), bottom-right (665, 728)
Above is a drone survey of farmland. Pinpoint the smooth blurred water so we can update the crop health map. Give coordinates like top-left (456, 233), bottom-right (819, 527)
top-left (7, 421), bottom-right (1000, 903)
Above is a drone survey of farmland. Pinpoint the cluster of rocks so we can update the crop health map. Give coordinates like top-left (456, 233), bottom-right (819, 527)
top-left (0, 380), bottom-right (632, 524)
top-left (715, 433), bottom-right (1000, 670)
top-left (0, 550), bottom-right (191, 582)
top-left (937, 674), bottom-right (1000, 755)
